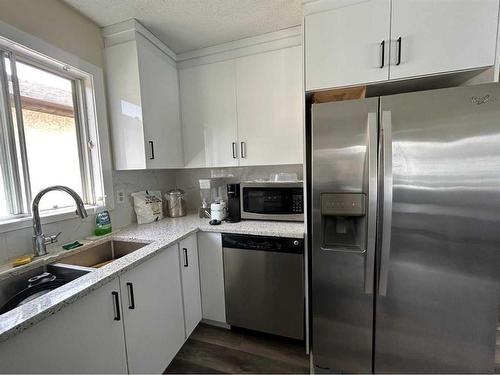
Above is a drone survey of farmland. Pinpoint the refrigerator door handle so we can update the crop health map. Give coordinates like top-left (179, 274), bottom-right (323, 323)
top-left (364, 112), bottom-right (378, 294)
top-left (378, 110), bottom-right (393, 296)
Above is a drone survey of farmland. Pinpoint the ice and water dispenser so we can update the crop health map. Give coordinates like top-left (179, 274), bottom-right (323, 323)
top-left (320, 192), bottom-right (367, 251)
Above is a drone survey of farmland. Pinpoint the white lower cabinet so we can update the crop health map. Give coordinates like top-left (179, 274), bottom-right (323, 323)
top-left (179, 234), bottom-right (203, 337)
top-left (119, 244), bottom-right (185, 374)
top-left (0, 278), bottom-right (128, 373)
top-left (197, 232), bottom-right (227, 324)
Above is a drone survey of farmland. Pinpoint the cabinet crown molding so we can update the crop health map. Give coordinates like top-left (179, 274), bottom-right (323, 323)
top-left (102, 18), bottom-right (177, 61)
top-left (103, 19), bottom-right (302, 69)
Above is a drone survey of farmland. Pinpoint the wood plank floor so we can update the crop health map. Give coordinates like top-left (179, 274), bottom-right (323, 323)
top-left (165, 324), bottom-right (310, 374)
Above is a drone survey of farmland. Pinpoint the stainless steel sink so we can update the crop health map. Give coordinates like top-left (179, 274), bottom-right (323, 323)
top-left (0, 240), bottom-right (146, 315)
top-left (0, 263), bottom-right (91, 314)
top-left (59, 240), bottom-right (146, 268)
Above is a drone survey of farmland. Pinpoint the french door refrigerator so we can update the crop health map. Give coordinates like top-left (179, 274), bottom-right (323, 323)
top-left (311, 83), bottom-right (500, 373)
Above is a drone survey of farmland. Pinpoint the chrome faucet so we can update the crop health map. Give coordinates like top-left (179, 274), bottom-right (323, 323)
top-left (32, 185), bottom-right (88, 257)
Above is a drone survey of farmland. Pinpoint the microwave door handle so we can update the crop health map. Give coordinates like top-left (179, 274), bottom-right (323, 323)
top-left (378, 110), bottom-right (393, 297)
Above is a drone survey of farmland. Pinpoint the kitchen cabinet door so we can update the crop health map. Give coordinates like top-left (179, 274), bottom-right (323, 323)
top-left (0, 278), bottom-right (128, 373)
top-left (236, 46), bottom-right (304, 166)
top-left (179, 234), bottom-right (202, 337)
top-left (305, 0), bottom-right (391, 90)
top-left (137, 34), bottom-right (184, 168)
top-left (104, 40), bottom-right (147, 170)
top-left (179, 61), bottom-right (239, 168)
top-left (197, 232), bottom-right (227, 324)
top-left (390, 0), bottom-right (499, 80)
top-left (120, 245), bottom-right (185, 374)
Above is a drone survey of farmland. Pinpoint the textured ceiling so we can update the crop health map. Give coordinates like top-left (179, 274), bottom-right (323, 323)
top-left (62, 0), bottom-right (302, 53)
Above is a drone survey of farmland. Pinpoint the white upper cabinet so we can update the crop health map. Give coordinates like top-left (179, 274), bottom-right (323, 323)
top-left (104, 23), bottom-right (183, 170)
top-left (179, 41), bottom-right (303, 167)
top-left (305, 0), bottom-right (500, 90)
top-left (179, 61), bottom-right (239, 168)
top-left (390, 0), bottom-right (499, 80)
top-left (305, 0), bottom-right (391, 91)
top-left (136, 34), bottom-right (184, 169)
top-left (236, 46), bottom-right (304, 166)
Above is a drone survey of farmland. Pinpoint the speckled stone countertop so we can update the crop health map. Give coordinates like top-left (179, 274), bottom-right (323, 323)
top-left (0, 214), bottom-right (304, 342)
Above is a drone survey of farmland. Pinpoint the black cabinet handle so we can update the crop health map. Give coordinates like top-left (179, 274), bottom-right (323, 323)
top-left (183, 248), bottom-right (189, 267)
top-left (240, 142), bottom-right (246, 158)
top-left (396, 37), bottom-right (402, 66)
top-left (126, 282), bottom-right (135, 309)
top-left (380, 40), bottom-right (385, 69)
top-left (112, 291), bottom-right (121, 321)
top-left (148, 140), bottom-right (155, 160)
top-left (232, 142), bottom-right (238, 158)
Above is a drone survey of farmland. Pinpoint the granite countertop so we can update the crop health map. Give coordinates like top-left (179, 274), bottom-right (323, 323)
top-left (0, 214), bottom-right (304, 342)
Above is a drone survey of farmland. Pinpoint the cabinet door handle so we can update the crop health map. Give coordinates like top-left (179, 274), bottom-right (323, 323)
top-left (380, 40), bottom-right (385, 69)
top-left (112, 291), bottom-right (121, 321)
top-left (148, 140), bottom-right (155, 160)
top-left (183, 248), bottom-right (189, 267)
top-left (126, 282), bottom-right (135, 309)
top-left (232, 142), bottom-right (238, 158)
top-left (396, 37), bottom-right (402, 66)
top-left (240, 142), bottom-right (246, 158)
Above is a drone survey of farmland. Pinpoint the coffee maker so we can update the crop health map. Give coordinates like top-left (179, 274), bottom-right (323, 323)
top-left (225, 184), bottom-right (241, 223)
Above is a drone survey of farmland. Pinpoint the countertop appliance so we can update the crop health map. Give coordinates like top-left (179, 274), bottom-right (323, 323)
top-left (240, 181), bottom-right (303, 221)
top-left (226, 183), bottom-right (241, 223)
top-left (165, 189), bottom-right (186, 218)
top-left (311, 83), bottom-right (500, 373)
top-left (222, 234), bottom-right (304, 340)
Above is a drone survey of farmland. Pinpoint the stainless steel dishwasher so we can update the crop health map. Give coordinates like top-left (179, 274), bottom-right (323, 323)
top-left (222, 233), bottom-right (304, 340)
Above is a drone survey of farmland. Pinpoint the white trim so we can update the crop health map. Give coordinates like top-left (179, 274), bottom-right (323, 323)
top-left (0, 19), bottom-right (115, 212)
top-left (102, 19), bottom-right (302, 69)
top-left (103, 19), bottom-right (177, 62)
top-left (302, 0), bottom-right (357, 16)
top-left (0, 205), bottom-right (101, 234)
top-left (177, 27), bottom-right (302, 69)
top-left (177, 26), bottom-right (301, 61)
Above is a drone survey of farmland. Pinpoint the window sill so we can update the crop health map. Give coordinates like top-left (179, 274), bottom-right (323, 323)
top-left (0, 205), bottom-right (102, 234)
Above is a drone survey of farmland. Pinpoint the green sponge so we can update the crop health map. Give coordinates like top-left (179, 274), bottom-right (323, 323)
top-left (62, 241), bottom-right (83, 250)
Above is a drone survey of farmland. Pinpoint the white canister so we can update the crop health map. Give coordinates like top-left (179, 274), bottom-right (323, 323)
top-left (210, 201), bottom-right (226, 221)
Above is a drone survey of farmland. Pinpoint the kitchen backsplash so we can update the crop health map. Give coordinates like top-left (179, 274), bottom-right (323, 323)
top-left (0, 170), bottom-right (176, 264)
top-left (175, 164), bottom-right (304, 211)
top-left (0, 165), bottom-right (302, 263)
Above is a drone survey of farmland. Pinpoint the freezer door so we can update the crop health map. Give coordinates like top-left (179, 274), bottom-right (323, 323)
top-left (375, 83), bottom-right (500, 373)
top-left (312, 97), bottom-right (378, 373)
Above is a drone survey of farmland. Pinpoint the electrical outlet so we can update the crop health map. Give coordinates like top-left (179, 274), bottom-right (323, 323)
top-left (116, 190), bottom-right (126, 204)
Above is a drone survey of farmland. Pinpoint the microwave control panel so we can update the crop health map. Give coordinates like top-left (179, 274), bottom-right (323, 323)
top-left (292, 194), bottom-right (303, 213)
top-left (320, 193), bottom-right (366, 216)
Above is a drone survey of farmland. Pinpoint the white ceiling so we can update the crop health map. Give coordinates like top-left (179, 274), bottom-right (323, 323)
top-left (63, 0), bottom-right (302, 54)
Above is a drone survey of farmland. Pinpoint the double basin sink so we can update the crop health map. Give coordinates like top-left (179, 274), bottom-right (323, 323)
top-left (0, 240), bottom-right (146, 314)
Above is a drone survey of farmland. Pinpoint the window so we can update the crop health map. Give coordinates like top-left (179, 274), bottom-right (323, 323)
top-left (0, 41), bottom-right (104, 222)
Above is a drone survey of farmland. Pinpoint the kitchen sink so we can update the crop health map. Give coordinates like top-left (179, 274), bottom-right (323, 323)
top-left (0, 240), bottom-right (146, 315)
top-left (59, 240), bottom-right (147, 268)
top-left (0, 263), bottom-right (91, 315)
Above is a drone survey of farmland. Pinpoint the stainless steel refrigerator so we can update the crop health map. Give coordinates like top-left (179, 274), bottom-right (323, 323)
top-left (311, 83), bottom-right (500, 373)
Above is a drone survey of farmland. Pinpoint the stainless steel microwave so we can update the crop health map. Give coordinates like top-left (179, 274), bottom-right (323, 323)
top-left (240, 181), bottom-right (304, 222)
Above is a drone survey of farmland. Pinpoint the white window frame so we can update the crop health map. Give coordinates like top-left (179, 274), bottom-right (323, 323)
top-left (0, 20), bottom-right (114, 234)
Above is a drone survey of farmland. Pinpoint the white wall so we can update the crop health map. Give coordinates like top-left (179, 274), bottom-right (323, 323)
top-left (0, 0), bottom-right (104, 67)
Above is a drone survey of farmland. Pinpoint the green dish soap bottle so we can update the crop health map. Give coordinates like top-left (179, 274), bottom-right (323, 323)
top-left (95, 210), bottom-right (112, 236)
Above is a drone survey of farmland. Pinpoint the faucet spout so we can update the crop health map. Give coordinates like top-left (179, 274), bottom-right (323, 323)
top-left (32, 185), bottom-right (88, 257)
